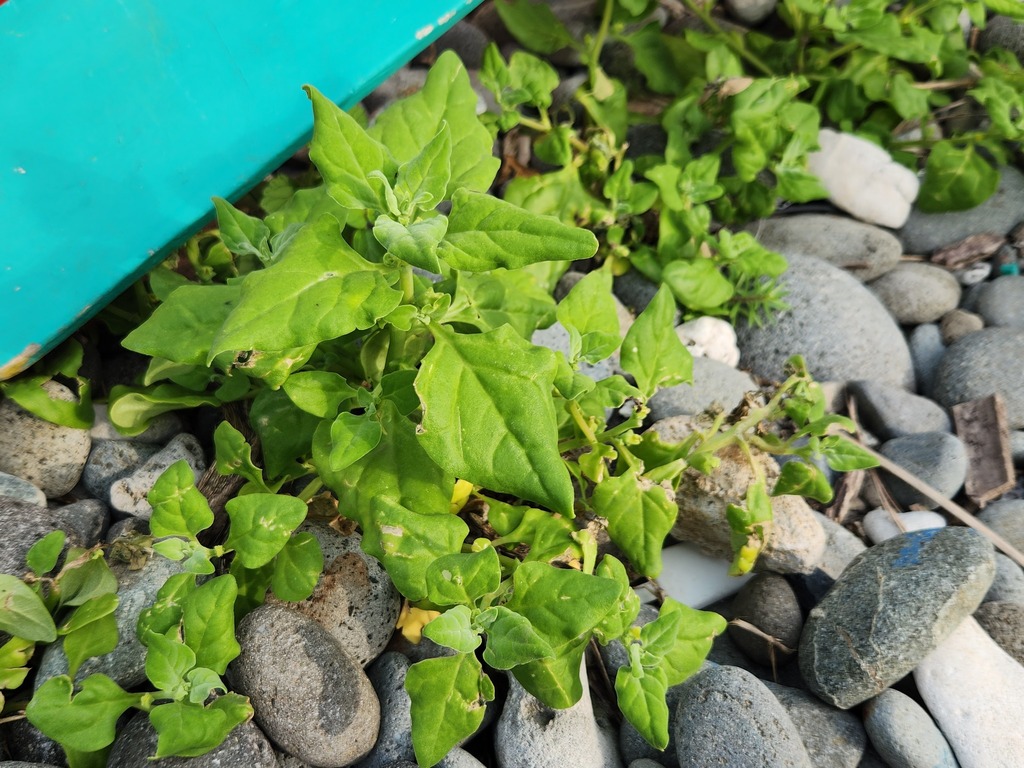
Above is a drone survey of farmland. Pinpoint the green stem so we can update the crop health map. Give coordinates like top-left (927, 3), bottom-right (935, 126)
top-left (678, 0), bottom-right (775, 77)
top-left (588, 0), bottom-right (616, 80)
top-left (297, 477), bottom-right (323, 502)
top-left (823, 42), bottom-right (859, 65)
top-left (568, 400), bottom-right (600, 445)
top-left (400, 265), bottom-right (415, 304)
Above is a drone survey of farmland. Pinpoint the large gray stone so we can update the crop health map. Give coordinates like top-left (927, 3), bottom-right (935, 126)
top-left (900, 165), bottom-right (1024, 253)
top-left (747, 215), bottom-right (902, 283)
top-left (108, 433), bottom-right (206, 517)
top-left (877, 432), bottom-right (968, 509)
top-left (648, 357), bottom-right (756, 421)
top-left (848, 379), bottom-right (951, 441)
top-left (975, 275), bottom-right (1024, 328)
top-left (862, 688), bottom-right (959, 768)
top-left (867, 262), bottom-right (961, 324)
top-left (107, 711), bottom-right (276, 767)
top-left (82, 439), bottom-right (160, 500)
top-left (973, 601), bottom-right (1024, 665)
top-left (736, 253), bottom-right (915, 389)
top-left (976, 497), bottom-right (1024, 553)
top-left (0, 471), bottom-right (46, 506)
top-left (800, 511), bottom-right (867, 602)
top-left (672, 665), bottom-right (812, 767)
top-left (0, 498), bottom-right (80, 577)
top-left (353, 652), bottom-right (415, 768)
top-left (723, 0), bottom-right (777, 24)
top-left (984, 552), bottom-right (1024, 605)
top-left (0, 381), bottom-right (91, 497)
top-left (933, 327), bottom-right (1024, 428)
top-left (763, 681), bottom-right (867, 768)
top-left (979, 14), bottom-right (1024, 63)
top-left (799, 527), bottom-right (996, 709)
top-left (228, 604), bottom-right (380, 767)
top-left (727, 573), bottom-right (803, 668)
top-left (50, 498), bottom-right (108, 548)
top-left (908, 323), bottom-right (944, 398)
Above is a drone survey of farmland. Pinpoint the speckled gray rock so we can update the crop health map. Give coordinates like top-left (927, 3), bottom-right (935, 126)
top-left (763, 681), bottom-right (867, 768)
top-left (0, 381), bottom-right (91, 497)
top-left (614, 270), bottom-right (679, 322)
top-left (736, 253), bottom-right (915, 389)
top-left (936, 327), bottom-right (1024, 428)
top-left (868, 262), bottom-right (961, 324)
top-left (268, 522), bottom-right (399, 666)
top-left (899, 166), bottom-right (1024, 253)
top-left (0, 498), bottom-right (80, 577)
top-left (671, 441), bottom-right (827, 574)
top-left (973, 601), bottom-right (1024, 665)
top-left (436, 747), bottom-right (487, 768)
top-left (747, 215), bottom-right (903, 283)
top-left (723, 0), bottom-right (777, 24)
top-left (50, 498), bottom-right (108, 547)
top-left (801, 512), bottom-right (868, 602)
top-left (648, 357), bottom-right (756, 421)
top-left (940, 308), bottom-right (984, 345)
top-left (35, 554), bottom-right (189, 690)
top-left (877, 432), bottom-right (967, 510)
top-left (799, 527), bottom-right (996, 709)
top-left (976, 497), bottom-right (1024, 552)
top-left (975, 275), bottom-right (1024, 327)
top-left (727, 574), bottom-right (803, 667)
top-left (672, 665), bottom-right (813, 768)
top-left (628, 760), bottom-right (666, 768)
top-left (228, 604), bottom-right (379, 767)
top-left (862, 688), bottom-right (959, 768)
top-left (0, 763), bottom-right (62, 768)
top-left (496, 665), bottom-right (615, 768)
top-left (0, 471), bottom-right (46, 506)
top-left (109, 433), bottom-right (206, 517)
top-left (979, 15), bottom-right (1024, 62)
top-left (82, 439), bottom-right (160, 500)
top-left (848, 380), bottom-right (951, 441)
top-left (107, 711), bottom-right (277, 767)
top-left (435, 20), bottom-right (491, 69)
top-left (90, 403), bottom-right (182, 444)
top-left (984, 552), bottom-right (1024, 604)
top-left (353, 652), bottom-right (415, 768)
top-left (0, 717), bottom-right (66, 765)
top-left (908, 323), bottom-right (945, 398)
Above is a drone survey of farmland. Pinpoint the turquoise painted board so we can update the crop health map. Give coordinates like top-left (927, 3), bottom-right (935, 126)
top-left (0, 0), bottom-right (483, 379)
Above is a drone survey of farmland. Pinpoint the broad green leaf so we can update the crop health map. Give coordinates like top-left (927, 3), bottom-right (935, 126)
top-left (422, 604), bottom-right (481, 653)
top-left (327, 411), bottom-right (384, 473)
top-left (145, 633), bottom-right (197, 696)
top-left (270, 532), bottom-right (324, 602)
top-left (495, 0), bottom-right (576, 53)
top-left (969, 78), bottom-right (1024, 141)
top-left (213, 421), bottom-right (270, 492)
top-left (380, 369), bottom-right (421, 416)
top-left (592, 556), bottom-right (641, 643)
top-left (317, 400), bottom-right (454, 528)
top-left (369, 50), bottom-right (499, 196)
top-left (230, 559), bottom-right (274, 618)
top-left (0, 340), bottom-right (93, 429)
top-left (373, 214), bottom-right (448, 273)
top-left (510, 639), bottom-right (587, 708)
top-left (556, 270), bottom-right (621, 365)
top-left (985, 0), bottom-right (1024, 19)
top-left (282, 371), bottom-right (357, 418)
top-left (820, 436), bottom-right (879, 471)
top-left (0, 573), bottom-right (57, 642)
top-left (487, 501), bottom-right (580, 563)
top-left (361, 498), bottom-right (469, 601)
top-left (639, 607), bottom-right (684, 660)
top-left (425, 547), bottom-right (502, 606)
top-left (658, 598), bottom-right (726, 685)
top-left (63, 747), bottom-right (111, 768)
top-left (478, 606), bottom-right (556, 669)
top-left (394, 122), bottom-right (453, 210)
top-left (137, 573), bottom-right (197, 641)
top-left (148, 460), bottom-right (214, 539)
top-left (56, 556), bottom-right (118, 608)
top-left (622, 23), bottom-right (701, 95)
top-left (772, 460), bottom-right (834, 503)
top-left (727, 480), bottom-right (774, 576)
top-left (445, 269), bottom-right (557, 339)
top-left (26, 674), bottom-right (142, 752)
top-left (60, 594), bottom-right (119, 678)
top-left (917, 141), bottom-right (999, 212)
top-left (416, 325), bottom-right (573, 516)
top-left (592, 471), bottom-right (676, 578)
top-left (439, 189), bottom-right (598, 272)
top-left (406, 654), bottom-right (494, 767)
top-left (224, 494), bottom-right (308, 568)
top-left (107, 383), bottom-right (222, 437)
top-left (662, 259), bottom-right (735, 311)
top-left (209, 216), bottom-right (403, 358)
top-left (620, 284), bottom-right (693, 398)
top-left (305, 85), bottom-right (393, 210)
top-left (182, 575), bottom-right (240, 674)
top-left (122, 284), bottom-right (239, 366)
top-left (186, 667), bottom-right (227, 704)
top-left (616, 665), bottom-right (670, 749)
top-left (150, 693), bottom-right (252, 758)
top-left (249, 388), bottom-right (321, 479)
top-left (264, 182), bottom-right (348, 233)
top-left (213, 197), bottom-right (271, 262)
top-left (0, 635), bottom-right (34, 679)
top-left (26, 530), bottom-right (66, 576)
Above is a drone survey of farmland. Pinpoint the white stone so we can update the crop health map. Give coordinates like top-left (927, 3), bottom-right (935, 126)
top-left (674, 316), bottom-right (740, 368)
top-left (807, 129), bottom-right (920, 228)
top-left (649, 541), bottom-right (751, 608)
top-left (862, 508), bottom-right (947, 544)
top-left (914, 617), bottom-right (1024, 768)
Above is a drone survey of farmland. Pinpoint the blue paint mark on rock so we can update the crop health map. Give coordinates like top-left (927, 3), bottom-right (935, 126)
top-left (893, 528), bottom-right (941, 568)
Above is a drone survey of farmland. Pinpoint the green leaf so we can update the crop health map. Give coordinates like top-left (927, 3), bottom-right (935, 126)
top-left (616, 665), bottom-right (670, 750)
top-left (270, 532), bottom-right (323, 602)
top-left (107, 383), bottom-right (222, 438)
top-left (56, 556), bottom-right (118, 608)
top-left (26, 674), bottom-right (142, 752)
top-left (406, 654), bottom-right (494, 767)
top-left (556, 270), bottom-right (621, 365)
top-left (224, 494), bottom-right (308, 569)
top-left (727, 480), bottom-right (774, 576)
top-left (620, 284), bottom-right (693, 398)
top-left (445, 269), bottom-right (557, 339)
top-left (917, 141), bottom-right (999, 212)
top-left (510, 639), bottom-right (587, 708)
top-left (26, 530), bottom-right (66, 576)
top-left (60, 594), bottom-right (120, 678)
top-left (213, 421), bottom-right (270, 492)
top-left (282, 371), bottom-right (357, 418)
top-left (186, 667), bottom-right (227, 704)
top-left (820, 436), bottom-right (879, 471)
top-left (592, 472), bottom-right (676, 578)
top-left (373, 214), bottom-right (448, 273)
top-left (230, 560), bottom-right (274, 618)
top-left (213, 197), bottom-right (271, 262)
top-left (249, 388), bottom-right (322, 479)
top-left (658, 598), bottom-right (726, 685)
top-left (478, 606), bottom-right (556, 669)
top-left (440, 189), bottom-right (599, 272)
top-left (985, 0), bottom-right (1024, 19)
top-left (137, 573), bottom-right (197, 641)
top-left (150, 693), bottom-right (252, 758)
top-left (495, 0), bottom-right (576, 53)
top-left (326, 411), bottom-right (384, 473)
top-left (592, 556), bottom-right (641, 643)
top-left (361, 497), bottom-right (469, 601)
top-left (0, 340), bottom-right (93, 429)
top-left (394, 122), bottom-right (453, 210)
top-left (145, 633), bottom-right (197, 697)
top-left (772, 460), bottom-right (833, 503)
top-left (209, 216), bottom-right (403, 358)
top-left (425, 547), bottom-right (502, 606)
top-left (422, 605), bottom-right (481, 653)
top-left (662, 259), bottom-right (735, 311)
top-left (370, 50), bottom-right (499, 196)
top-left (182, 575), bottom-right (240, 674)
top-left (416, 325), bottom-right (573, 516)
top-left (149, 460), bottom-right (215, 539)
top-left (305, 85), bottom-right (393, 210)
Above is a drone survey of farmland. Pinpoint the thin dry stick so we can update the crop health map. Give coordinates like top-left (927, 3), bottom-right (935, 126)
top-left (862, 444), bottom-right (1024, 568)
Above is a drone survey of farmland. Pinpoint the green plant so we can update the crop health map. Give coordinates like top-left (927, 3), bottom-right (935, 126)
top-left (70, 51), bottom-right (878, 765)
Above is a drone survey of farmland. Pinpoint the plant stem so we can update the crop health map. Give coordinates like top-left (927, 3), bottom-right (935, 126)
top-left (297, 477), bottom-right (323, 502)
top-left (568, 400), bottom-right (600, 445)
top-left (400, 265), bottom-right (415, 304)
top-left (588, 0), bottom-right (616, 81)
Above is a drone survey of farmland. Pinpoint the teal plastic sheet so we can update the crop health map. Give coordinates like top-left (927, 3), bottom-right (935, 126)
top-left (0, 0), bottom-right (482, 378)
